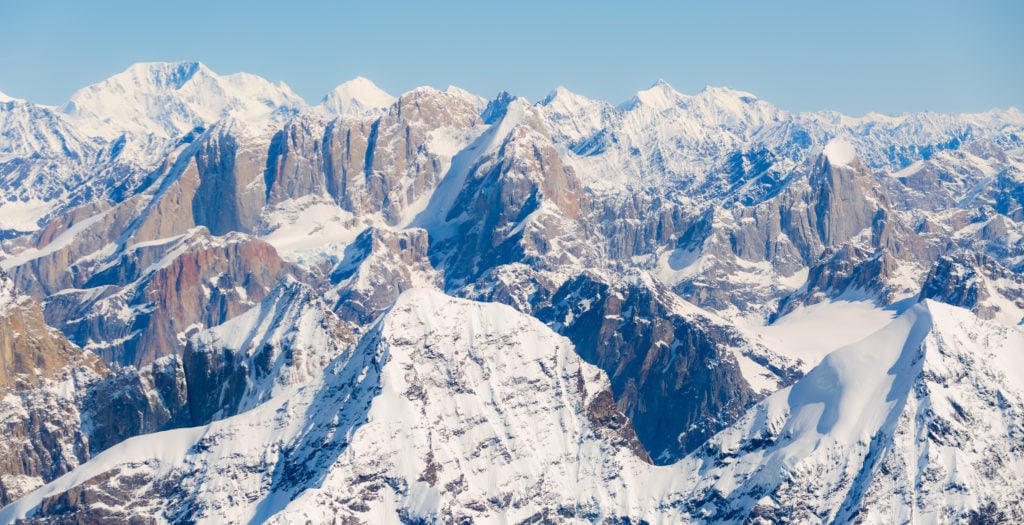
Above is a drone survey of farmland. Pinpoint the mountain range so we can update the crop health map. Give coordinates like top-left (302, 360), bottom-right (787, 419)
top-left (0, 61), bottom-right (1022, 523)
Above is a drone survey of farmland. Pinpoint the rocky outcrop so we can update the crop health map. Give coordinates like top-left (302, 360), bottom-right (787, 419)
top-left (536, 271), bottom-right (797, 463)
top-left (329, 227), bottom-right (440, 326)
top-left (0, 274), bottom-right (101, 390)
top-left (592, 192), bottom-right (689, 261)
top-left (264, 115), bottom-right (330, 206)
top-left (666, 149), bottom-right (941, 313)
top-left (919, 252), bottom-right (1024, 325)
top-left (183, 279), bottom-right (354, 424)
top-left (0, 273), bottom-right (107, 508)
top-left (431, 104), bottom-right (592, 291)
top-left (191, 121), bottom-right (272, 235)
top-left (305, 87), bottom-right (484, 224)
top-left (0, 273), bottom-right (189, 506)
top-left (49, 229), bottom-right (293, 367)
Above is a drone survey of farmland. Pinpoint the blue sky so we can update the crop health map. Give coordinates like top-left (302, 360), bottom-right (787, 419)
top-left (1, 0), bottom-right (1021, 115)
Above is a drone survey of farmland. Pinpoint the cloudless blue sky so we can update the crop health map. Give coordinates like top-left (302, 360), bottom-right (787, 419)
top-left (1, 0), bottom-right (1021, 115)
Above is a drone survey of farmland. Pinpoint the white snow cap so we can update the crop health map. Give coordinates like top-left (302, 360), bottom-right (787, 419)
top-left (823, 138), bottom-right (857, 166)
top-left (58, 61), bottom-right (307, 139)
top-left (623, 79), bottom-right (683, 110)
top-left (0, 90), bottom-right (22, 103)
top-left (320, 77), bottom-right (396, 116)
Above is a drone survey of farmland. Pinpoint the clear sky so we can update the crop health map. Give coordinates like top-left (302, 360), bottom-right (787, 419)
top-left (1, 0), bottom-right (1021, 115)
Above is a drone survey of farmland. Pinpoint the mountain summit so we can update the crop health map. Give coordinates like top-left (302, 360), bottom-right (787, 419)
top-left (59, 61), bottom-right (306, 139)
top-left (319, 76), bottom-right (396, 116)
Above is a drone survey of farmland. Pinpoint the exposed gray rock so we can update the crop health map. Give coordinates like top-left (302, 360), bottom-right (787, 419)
top-left (0, 273), bottom-right (189, 507)
top-left (919, 252), bottom-right (1024, 324)
top-left (536, 271), bottom-right (799, 463)
top-left (329, 227), bottom-right (441, 326)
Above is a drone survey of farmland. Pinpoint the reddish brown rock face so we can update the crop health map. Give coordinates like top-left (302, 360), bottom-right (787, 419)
top-left (119, 232), bottom-right (290, 367)
top-left (0, 276), bottom-right (106, 391)
top-left (0, 274), bottom-right (190, 506)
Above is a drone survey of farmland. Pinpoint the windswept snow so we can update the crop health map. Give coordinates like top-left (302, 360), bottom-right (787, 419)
top-left (622, 79), bottom-right (683, 111)
top-left (0, 199), bottom-right (52, 233)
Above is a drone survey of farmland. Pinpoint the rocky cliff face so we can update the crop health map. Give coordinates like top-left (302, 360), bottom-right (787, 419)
top-left (919, 251), bottom-right (1024, 326)
top-left (0, 273), bottom-right (188, 507)
top-left (42, 229), bottom-right (292, 367)
top-left (537, 271), bottom-right (801, 463)
top-left (328, 227), bottom-right (441, 326)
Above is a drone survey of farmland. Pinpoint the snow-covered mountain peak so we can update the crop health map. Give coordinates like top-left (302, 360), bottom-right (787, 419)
top-left (399, 84), bottom-right (486, 108)
top-left (1001, 106), bottom-right (1024, 124)
top-left (651, 78), bottom-right (674, 90)
top-left (539, 85), bottom-right (611, 119)
top-left (59, 61), bottom-right (306, 139)
top-left (442, 84), bottom-right (478, 99)
top-left (692, 85), bottom-right (764, 110)
top-left (0, 96), bottom-right (98, 165)
top-left (541, 85), bottom-right (571, 101)
top-left (621, 78), bottom-right (684, 111)
top-left (960, 105), bottom-right (1024, 126)
top-left (0, 90), bottom-right (23, 103)
top-left (218, 70), bottom-right (303, 102)
top-left (823, 137), bottom-right (858, 166)
top-left (319, 76), bottom-right (396, 116)
top-left (698, 84), bottom-right (757, 98)
top-left (124, 61), bottom-right (207, 89)
top-left (540, 85), bottom-right (592, 108)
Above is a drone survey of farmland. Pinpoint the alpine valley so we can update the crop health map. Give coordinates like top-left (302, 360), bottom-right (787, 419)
top-left (0, 62), bottom-right (1022, 524)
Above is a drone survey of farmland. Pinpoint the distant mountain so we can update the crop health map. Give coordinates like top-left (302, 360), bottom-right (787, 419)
top-left (60, 61), bottom-right (306, 140)
top-left (318, 76), bottom-right (396, 116)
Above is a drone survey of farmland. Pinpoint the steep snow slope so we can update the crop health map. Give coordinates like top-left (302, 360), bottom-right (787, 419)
top-left (183, 278), bottom-right (355, 424)
top-left (678, 300), bottom-right (1024, 523)
top-left (747, 298), bottom-right (903, 372)
top-left (1, 290), bottom-right (657, 523)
